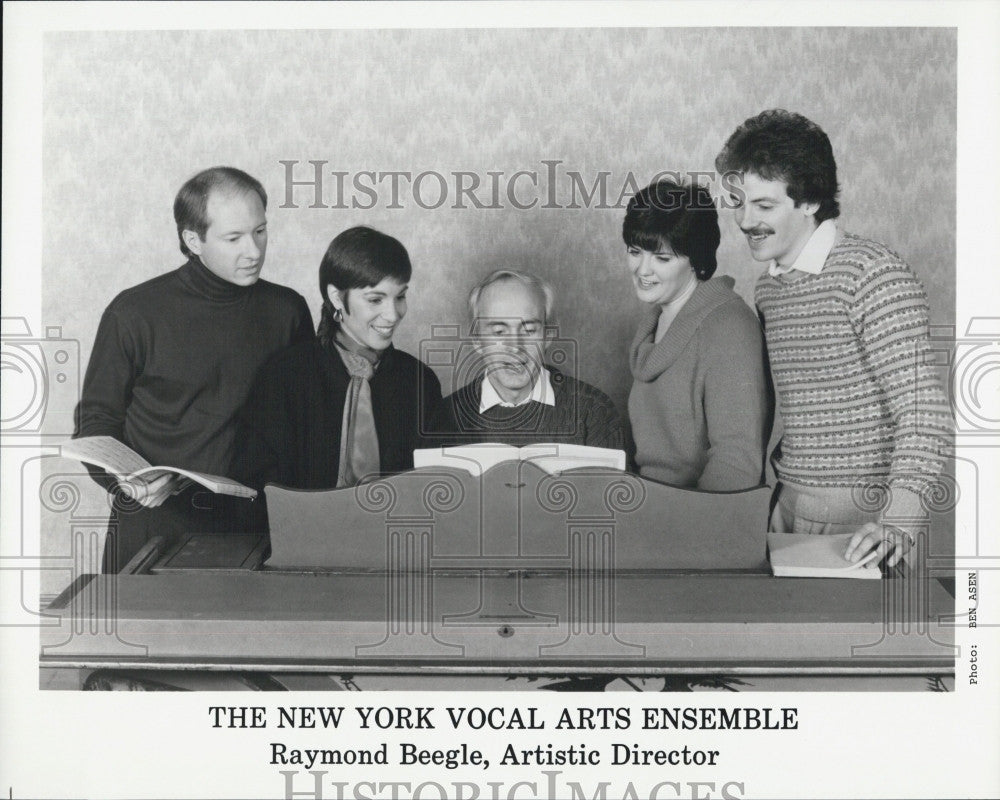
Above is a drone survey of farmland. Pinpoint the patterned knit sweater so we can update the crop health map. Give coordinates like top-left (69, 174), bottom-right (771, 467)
top-left (755, 232), bottom-right (951, 520)
top-left (443, 368), bottom-right (626, 450)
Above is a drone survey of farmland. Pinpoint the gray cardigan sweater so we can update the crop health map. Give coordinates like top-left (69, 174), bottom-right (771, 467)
top-left (627, 276), bottom-right (772, 491)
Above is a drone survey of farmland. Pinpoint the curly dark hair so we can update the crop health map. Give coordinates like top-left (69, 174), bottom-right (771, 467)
top-left (715, 109), bottom-right (840, 222)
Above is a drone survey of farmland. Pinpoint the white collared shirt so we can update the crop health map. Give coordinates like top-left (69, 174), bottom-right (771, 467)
top-left (768, 219), bottom-right (837, 277)
top-left (479, 368), bottom-right (557, 412)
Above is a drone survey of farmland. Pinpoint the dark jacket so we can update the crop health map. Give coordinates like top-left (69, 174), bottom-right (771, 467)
top-left (235, 339), bottom-right (448, 493)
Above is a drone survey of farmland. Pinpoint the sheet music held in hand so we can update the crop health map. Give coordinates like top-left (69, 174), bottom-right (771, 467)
top-left (60, 436), bottom-right (257, 499)
top-left (768, 531), bottom-right (882, 579)
top-left (413, 442), bottom-right (626, 477)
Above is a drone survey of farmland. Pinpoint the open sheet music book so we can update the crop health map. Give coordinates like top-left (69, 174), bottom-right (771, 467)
top-left (60, 435), bottom-right (257, 499)
top-left (768, 531), bottom-right (882, 579)
top-left (413, 443), bottom-right (627, 477)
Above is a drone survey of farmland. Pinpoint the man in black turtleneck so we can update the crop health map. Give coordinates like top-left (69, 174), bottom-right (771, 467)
top-left (74, 167), bottom-right (313, 571)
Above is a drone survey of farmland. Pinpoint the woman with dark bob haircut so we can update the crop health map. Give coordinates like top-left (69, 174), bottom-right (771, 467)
top-left (235, 226), bottom-right (447, 503)
top-left (624, 179), bottom-right (771, 490)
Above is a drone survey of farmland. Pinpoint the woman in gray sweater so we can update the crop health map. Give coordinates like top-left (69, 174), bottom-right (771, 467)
top-left (624, 179), bottom-right (772, 491)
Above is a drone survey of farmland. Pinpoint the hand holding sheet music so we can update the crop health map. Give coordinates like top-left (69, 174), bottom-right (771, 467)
top-left (60, 436), bottom-right (257, 501)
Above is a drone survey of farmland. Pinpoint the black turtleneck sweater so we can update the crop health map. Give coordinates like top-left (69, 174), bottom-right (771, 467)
top-left (75, 258), bottom-right (313, 567)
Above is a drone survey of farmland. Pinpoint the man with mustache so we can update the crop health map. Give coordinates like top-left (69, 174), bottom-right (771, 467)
top-left (74, 166), bottom-right (313, 571)
top-left (444, 270), bottom-right (625, 449)
top-left (715, 110), bottom-right (951, 568)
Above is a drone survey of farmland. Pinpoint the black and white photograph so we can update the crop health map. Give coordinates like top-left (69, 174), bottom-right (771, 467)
top-left (2, 2), bottom-right (998, 798)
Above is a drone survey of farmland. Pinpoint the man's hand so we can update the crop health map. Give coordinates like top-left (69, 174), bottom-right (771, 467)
top-left (844, 522), bottom-right (914, 569)
top-left (125, 473), bottom-right (187, 508)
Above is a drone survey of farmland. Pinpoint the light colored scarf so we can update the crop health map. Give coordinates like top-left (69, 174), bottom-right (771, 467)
top-left (332, 328), bottom-right (381, 487)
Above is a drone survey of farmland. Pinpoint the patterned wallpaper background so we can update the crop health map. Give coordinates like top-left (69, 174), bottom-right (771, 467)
top-left (43, 27), bottom-right (955, 412)
top-left (38, 28), bottom-right (955, 580)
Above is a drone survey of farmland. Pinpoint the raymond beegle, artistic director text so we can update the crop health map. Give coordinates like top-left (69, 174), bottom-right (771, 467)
top-left (234, 703), bottom-right (802, 799)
